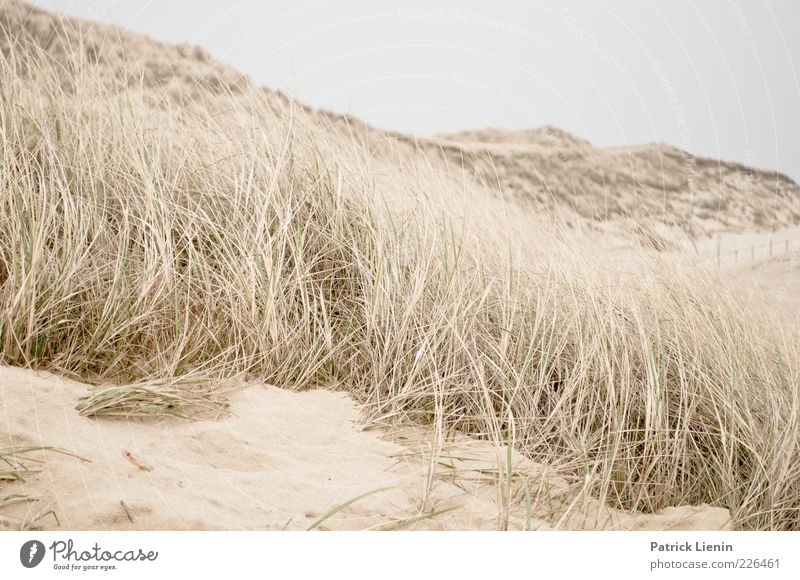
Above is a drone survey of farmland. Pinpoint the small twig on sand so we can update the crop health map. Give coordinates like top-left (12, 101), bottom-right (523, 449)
top-left (120, 500), bottom-right (135, 523)
top-left (122, 450), bottom-right (152, 472)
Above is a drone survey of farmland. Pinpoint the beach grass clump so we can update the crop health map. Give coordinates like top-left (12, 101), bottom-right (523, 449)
top-left (0, 47), bottom-right (798, 530)
top-left (0, 446), bottom-right (77, 529)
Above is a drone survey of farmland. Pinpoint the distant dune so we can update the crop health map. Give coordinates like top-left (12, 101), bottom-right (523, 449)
top-left (3, 0), bottom-right (798, 244)
top-left (419, 129), bottom-right (800, 239)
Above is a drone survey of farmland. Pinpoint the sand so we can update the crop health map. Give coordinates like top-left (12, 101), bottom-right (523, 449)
top-left (683, 224), bottom-right (800, 328)
top-left (1, 366), bottom-right (730, 531)
top-left (729, 252), bottom-right (800, 329)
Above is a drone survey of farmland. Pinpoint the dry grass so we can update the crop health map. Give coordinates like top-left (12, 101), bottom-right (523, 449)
top-left (0, 29), bottom-right (799, 531)
top-left (75, 377), bottom-right (231, 419)
top-left (1, 445), bottom-right (83, 529)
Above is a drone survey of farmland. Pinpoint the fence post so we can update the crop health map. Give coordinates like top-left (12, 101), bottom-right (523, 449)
top-left (769, 240), bottom-right (773, 256)
top-left (735, 249), bottom-right (739, 263)
top-left (716, 237), bottom-right (721, 267)
top-left (751, 246), bottom-right (755, 261)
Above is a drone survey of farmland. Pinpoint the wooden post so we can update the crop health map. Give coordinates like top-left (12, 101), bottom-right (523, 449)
top-left (751, 246), bottom-right (755, 261)
top-left (716, 237), bottom-right (721, 267)
top-left (735, 249), bottom-right (739, 263)
top-left (769, 240), bottom-right (773, 256)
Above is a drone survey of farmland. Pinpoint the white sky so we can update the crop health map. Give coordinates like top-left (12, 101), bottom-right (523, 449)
top-left (31, 0), bottom-right (800, 181)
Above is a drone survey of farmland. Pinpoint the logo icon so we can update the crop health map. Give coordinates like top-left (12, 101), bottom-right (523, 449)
top-left (20, 540), bottom-right (46, 568)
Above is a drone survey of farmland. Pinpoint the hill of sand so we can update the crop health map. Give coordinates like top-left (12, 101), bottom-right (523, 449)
top-left (3, 0), bottom-right (798, 246)
top-left (417, 130), bottom-right (800, 241)
top-left (0, 366), bottom-right (730, 531)
top-left (0, 1), bottom-right (796, 531)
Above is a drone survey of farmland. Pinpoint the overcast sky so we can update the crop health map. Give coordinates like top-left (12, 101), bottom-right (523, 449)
top-left (31, 0), bottom-right (800, 181)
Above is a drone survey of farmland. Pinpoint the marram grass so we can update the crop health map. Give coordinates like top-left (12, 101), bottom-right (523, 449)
top-left (0, 51), bottom-right (798, 530)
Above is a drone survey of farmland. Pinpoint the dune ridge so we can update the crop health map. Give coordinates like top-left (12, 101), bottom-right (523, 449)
top-left (2, 0), bottom-right (798, 241)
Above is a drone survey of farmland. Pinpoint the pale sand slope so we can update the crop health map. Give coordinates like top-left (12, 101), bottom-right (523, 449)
top-left (687, 224), bottom-right (800, 328)
top-left (0, 366), bottom-right (730, 531)
top-left (728, 251), bottom-right (800, 329)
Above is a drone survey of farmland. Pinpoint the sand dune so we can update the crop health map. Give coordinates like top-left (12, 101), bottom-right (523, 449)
top-left (417, 129), bottom-right (800, 241)
top-left (2, 0), bottom-right (798, 245)
top-left (0, 0), bottom-right (798, 532)
top-left (0, 366), bottom-right (730, 531)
